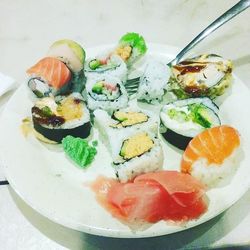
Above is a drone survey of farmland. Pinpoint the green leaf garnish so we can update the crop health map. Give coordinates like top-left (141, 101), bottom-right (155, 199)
top-left (119, 32), bottom-right (147, 54)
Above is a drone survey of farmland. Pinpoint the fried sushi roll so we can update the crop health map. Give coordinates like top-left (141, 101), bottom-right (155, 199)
top-left (160, 97), bottom-right (221, 150)
top-left (31, 93), bottom-right (91, 143)
top-left (168, 54), bottom-right (233, 99)
top-left (85, 76), bottom-right (128, 113)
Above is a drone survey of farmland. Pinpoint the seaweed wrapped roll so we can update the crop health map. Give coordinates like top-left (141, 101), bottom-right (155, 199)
top-left (31, 93), bottom-right (91, 143)
top-left (85, 76), bottom-right (128, 112)
top-left (160, 97), bottom-right (221, 150)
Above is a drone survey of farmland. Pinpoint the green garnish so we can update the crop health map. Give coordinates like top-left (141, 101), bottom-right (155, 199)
top-left (33, 90), bottom-right (44, 98)
top-left (92, 81), bottom-right (104, 94)
top-left (62, 136), bottom-right (97, 168)
top-left (41, 106), bottom-right (53, 117)
top-left (167, 108), bottom-right (189, 123)
top-left (189, 104), bottom-right (212, 128)
top-left (89, 59), bottom-right (101, 70)
top-left (92, 140), bottom-right (98, 147)
top-left (119, 32), bottom-right (147, 54)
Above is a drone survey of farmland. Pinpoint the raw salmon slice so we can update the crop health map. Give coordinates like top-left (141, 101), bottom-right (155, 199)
top-left (181, 125), bottom-right (240, 175)
top-left (27, 57), bottom-right (71, 89)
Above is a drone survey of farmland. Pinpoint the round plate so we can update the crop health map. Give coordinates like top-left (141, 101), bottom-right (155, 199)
top-left (0, 44), bottom-right (250, 238)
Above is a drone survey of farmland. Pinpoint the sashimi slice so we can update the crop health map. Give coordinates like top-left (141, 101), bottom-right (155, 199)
top-left (135, 171), bottom-right (206, 207)
top-left (27, 57), bottom-right (71, 89)
top-left (107, 180), bottom-right (173, 223)
top-left (90, 171), bottom-right (208, 224)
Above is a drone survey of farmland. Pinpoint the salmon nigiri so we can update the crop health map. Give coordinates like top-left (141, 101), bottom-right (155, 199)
top-left (27, 57), bottom-right (71, 97)
top-left (181, 125), bottom-right (241, 187)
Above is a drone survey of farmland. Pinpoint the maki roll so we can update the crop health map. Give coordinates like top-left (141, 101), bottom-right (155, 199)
top-left (94, 108), bottom-right (158, 135)
top-left (137, 60), bottom-right (171, 103)
top-left (94, 108), bottom-right (162, 182)
top-left (85, 76), bottom-right (128, 112)
top-left (47, 39), bottom-right (86, 93)
top-left (114, 32), bottom-right (147, 66)
top-left (47, 39), bottom-right (86, 73)
top-left (27, 57), bottom-right (72, 98)
top-left (168, 54), bottom-right (233, 99)
top-left (85, 55), bottom-right (128, 83)
top-left (113, 132), bottom-right (163, 182)
top-left (31, 93), bottom-right (91, 143)
top-left (160, 97), bottom-right (221, 150)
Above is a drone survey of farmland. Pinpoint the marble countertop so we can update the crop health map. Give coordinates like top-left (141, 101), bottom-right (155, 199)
top-left (0, 0), bottom-right (250, 249)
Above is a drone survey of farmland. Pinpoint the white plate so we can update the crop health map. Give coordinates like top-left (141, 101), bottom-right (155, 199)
top-left (0, 44), bottom-right (250, 238)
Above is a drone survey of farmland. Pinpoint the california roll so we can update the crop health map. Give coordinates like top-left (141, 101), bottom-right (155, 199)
top-left (85, 76), bottom-right (128, 112)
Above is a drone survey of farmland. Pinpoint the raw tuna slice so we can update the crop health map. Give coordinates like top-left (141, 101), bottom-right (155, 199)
top-left (90, 171), bottom-right (208, 224)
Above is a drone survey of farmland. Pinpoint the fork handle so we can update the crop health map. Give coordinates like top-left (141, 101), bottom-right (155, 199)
top-left (169, 0), bottom-right (250, 66)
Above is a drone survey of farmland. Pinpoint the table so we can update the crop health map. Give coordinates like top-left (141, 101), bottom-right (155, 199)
top-left (1, 0), bottom-right (250, 249)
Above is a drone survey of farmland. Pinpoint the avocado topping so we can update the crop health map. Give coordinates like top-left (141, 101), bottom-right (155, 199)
top-left (167, 103), bottom-right (212, 128)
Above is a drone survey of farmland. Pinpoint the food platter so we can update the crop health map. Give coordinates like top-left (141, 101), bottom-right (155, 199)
top-left (0, 44), bottom-right (250, 238)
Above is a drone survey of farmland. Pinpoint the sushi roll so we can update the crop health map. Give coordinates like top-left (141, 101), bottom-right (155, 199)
top-left (94, 108), bottom-right (158, 136)
top-left (114, 32), bottom-right (147, 66)
top-left (137, 60), bottom-right (171, 103)
top-left (47, 39), bottom-right (85, 73)
top-left (85, 76), bottom-right (128, 112)
top-left (168, 54), bottom-right (233, 99)
top-left (181, 125), bottom-right (241, 187)
top-left (31, 93), bottom-right (91, 143)
top-left (160, 97), bottom-right (221, 150)
top-left (85, 55), bottom-right (128, 83)
top-left (113, 132), bottom-right (163, 182)
top-left (94, 108), bottom-right (162, 182)
top-left (27, 57), bottom-right (72, 98)
top-left (47, 39), bottom-right (86, 93)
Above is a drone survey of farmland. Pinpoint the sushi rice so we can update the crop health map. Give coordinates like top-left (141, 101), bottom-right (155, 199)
top-left (85, 75), bottom-right (129, 113)
top-left (94, 108), bottom-right (163, 182)
top-left (85, 55), bottom-right (128, 83)
top-left (137, 60), bottom-right (171, 103)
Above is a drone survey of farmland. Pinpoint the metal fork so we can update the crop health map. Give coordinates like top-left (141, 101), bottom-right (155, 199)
top-left (125, 0), bottom-right (250, 95)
